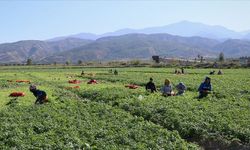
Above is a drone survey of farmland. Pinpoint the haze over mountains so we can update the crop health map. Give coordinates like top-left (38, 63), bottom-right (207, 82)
top-left (49, 21), bottom-right (250, 41)
top-left (1, 21), bottom-right (250, 64)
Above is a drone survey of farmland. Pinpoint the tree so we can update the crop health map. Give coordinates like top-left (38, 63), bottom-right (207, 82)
top-left (152, 56), bottom-right (160, 63)
top-left (200, 56), bottom-right (204, 63)
top-left (65, 61), bottom-right (70, 66)
top-left (26, 58), bottom-right (32, 65)
top-left (219, 52), bottom-right (224, 62)
top-left (78, 60), bottom-right (82, 65)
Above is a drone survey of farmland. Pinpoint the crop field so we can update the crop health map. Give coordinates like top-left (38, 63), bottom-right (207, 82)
top-left (0, 66), bottom-right (249, 149)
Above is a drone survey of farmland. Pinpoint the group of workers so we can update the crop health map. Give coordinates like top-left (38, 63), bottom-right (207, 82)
top-left (146, 76), bottom-right (212, 98)
top-left (29, 71), bottom-right (213, 104)
top-left (210, 69), bottom-right (223, 75)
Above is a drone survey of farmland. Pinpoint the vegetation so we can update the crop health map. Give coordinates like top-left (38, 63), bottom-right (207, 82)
top-left (219, 52), bottom-right (224, 62)
top-left (0, 66), bottom-right (249, 149)
top-left (26, 58), bottom-right (32, 65)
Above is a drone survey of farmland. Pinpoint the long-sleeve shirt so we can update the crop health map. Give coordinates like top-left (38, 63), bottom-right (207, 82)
top-left (198, 82), bottom-right (212, 93)
top-left (146, 82), bottom-right (156, 92)
top-left (176, 83), bottom-right (187, 94)
top-left (31, 89), bottom-right (47, 104)
top-left (31, 90), bottom-right (46, 98)
top-left (161, 85), bottom-right (172, 95)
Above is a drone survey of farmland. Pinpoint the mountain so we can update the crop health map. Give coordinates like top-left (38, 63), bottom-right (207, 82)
top-left (47, 38), bottom-right (92, 53)
top-left (213, 39), bottom-right (250, 58)
top-left (101, 21), bottom-right (243, 40)
top-left (0, 40), bottom-right (52, 63)
top-left (2, 32), bottom-right (250, 64)
top-left (243, 33), bottom-right (250, 40)
top-left (42, 33), bottom-right (219, 63)
top-left (0, 38), bottom-right (92, 63)
top-left (48, 33), bottom-right (98, 41)
top-left (49, 21), bottom-right (246, 41)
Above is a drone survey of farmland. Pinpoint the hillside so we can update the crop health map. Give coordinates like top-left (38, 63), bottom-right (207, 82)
top-left (47, 38), bottom-right (92, 53)
top-left (213, 39), bottom-right (250, 57)
top-left (0, 40), bottom-right (53, 63)
top-left (244, 33), bottom-right (250, 40)
top-left (0, 38), bottom-right (92, 63)
top-left (43, 34), bottom-right (219, 63)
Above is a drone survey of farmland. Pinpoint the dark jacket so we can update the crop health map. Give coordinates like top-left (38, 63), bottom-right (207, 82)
top-left (198, 82), bottom-right (212, 93)
top-left (31, 89), bottom-right (47, 104)
top-left (146, 82), bottom-right (156, 93)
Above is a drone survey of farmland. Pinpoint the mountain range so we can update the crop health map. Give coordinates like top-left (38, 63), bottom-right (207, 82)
top-left (1, 21), bottom-right (250, 64)
top-left (49, 21), bottom-right (250, 41)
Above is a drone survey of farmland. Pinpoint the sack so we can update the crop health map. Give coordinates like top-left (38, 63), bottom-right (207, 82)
top-left (9, 92), bottom-right (25, 97)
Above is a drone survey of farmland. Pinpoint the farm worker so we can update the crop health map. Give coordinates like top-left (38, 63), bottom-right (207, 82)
top-left (81, 70), bottom-right (84, 76)
top-left (217, 70), bottom-right (223, 75)
top-left (198, 77), bottom-right (212, 98)
top-left (176, 82), bottom-right (187, 95)
top-left (210, 70), bottom-right (215, 75)
top-left (145, 77), bottom-right (156, 93)
top-left (29, 85), bottom-right (48, 104)
top-left (181, 68), bottom-right (185, 74)
top-left (161, 79), bottom-right (174, 96)
top-left (114, 69), bottom-right (118, 75)
top-left (174, 69), bottom-right (178, 74)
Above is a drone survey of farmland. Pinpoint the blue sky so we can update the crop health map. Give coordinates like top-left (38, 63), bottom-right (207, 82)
top-left (0, 0), bottom-right (250, 43)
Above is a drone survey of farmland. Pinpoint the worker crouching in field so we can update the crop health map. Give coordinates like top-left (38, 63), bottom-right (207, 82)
top-left (29, 85), bottom-right (48, 104)
top-left (198, 77), bottom-right (212, 98)
top-left (145, 78), bottom-right (156, 93)
top-left (176, 82), bottom-right (187, 95)
top-left (218, 69), bottom-right (223, 75)
top-left (161, 79), bottom-right (175, 96)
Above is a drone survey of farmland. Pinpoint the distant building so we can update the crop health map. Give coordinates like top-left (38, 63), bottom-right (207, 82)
top-left (239, 57), bottom-right (250, 65)
top-left (152, 55), bottom-right (197, 65)
top-left (152, 56), bottom-right (160, 63)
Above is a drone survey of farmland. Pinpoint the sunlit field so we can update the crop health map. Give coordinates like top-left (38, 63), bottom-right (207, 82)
top-left (0, 66), bottom-right (249, 149)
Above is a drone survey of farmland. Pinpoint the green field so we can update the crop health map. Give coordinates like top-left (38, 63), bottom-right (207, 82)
top-left (0, 66), bottom-right (249, 149)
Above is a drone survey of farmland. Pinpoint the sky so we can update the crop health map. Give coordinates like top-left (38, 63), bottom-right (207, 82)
top-left (0, 0), bottom-right (250, 43)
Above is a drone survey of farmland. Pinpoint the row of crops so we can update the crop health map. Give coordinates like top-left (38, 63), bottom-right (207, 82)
top-left (0, 67), bottom-right (249, 149)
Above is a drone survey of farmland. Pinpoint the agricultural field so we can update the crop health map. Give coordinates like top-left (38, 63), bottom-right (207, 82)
top-left (0, 66), bottom-right (249, 149)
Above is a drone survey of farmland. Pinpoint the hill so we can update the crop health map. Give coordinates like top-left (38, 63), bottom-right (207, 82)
top-left (0, 38), bottom-right (92, 63)
top-left (43, 34), bottom-right (219, 63)
top-left (243, 33), bottom-right (250, 40)
top-left (213, 39), bottom-right (250, 57)
top-left (47, 38), bottom-right (92, 53)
